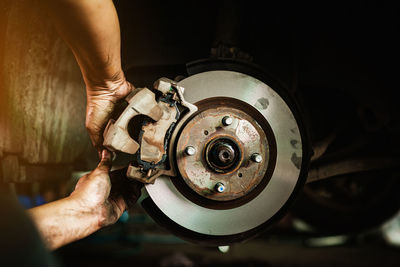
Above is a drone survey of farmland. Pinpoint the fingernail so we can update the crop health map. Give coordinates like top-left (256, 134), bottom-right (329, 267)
top-left (102, 149), bottom-right (111, 161)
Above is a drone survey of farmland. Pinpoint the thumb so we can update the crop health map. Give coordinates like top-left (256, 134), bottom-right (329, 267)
top-left (97, 149), bottom-right (112, 172)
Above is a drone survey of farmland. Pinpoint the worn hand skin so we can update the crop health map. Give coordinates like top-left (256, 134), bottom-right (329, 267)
top-left (39, 0), bottom-right (134, 155)
top-left (28, 150), bottom-right (142, 250)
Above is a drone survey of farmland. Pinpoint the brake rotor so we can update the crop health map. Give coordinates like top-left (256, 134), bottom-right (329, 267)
top-left (103, 63), bottom-right (309, 244)
top-left (143, 70), bottom-right (308, 241)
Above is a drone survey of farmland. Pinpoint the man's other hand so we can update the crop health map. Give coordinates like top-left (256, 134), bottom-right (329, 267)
top-left (85, 76), bottom-right (134, 156)
top-left (70, 149), bottom-right (137, 227)
top-left (29, 150), bottom-right (142, 249)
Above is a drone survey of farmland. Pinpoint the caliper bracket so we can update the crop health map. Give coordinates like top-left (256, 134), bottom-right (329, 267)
top-left (103, 77), bottom-right (197, 184)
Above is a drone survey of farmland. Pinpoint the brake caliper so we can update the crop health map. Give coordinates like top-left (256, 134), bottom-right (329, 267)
top-left (103, 78), bottom-right (197, 183)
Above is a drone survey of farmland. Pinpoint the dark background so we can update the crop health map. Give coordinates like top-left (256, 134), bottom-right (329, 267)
top-left (1, 0), bottom-right (400, 266)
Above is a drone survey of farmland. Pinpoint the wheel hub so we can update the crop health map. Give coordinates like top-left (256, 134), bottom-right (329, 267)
top-left (175, 100), bottom-right (271, 202)
top-left (205, 136), bottom-right (240, 173)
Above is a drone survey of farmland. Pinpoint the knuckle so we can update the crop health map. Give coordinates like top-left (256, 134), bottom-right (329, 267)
top-left (92, 169), bottom-right (109, 180)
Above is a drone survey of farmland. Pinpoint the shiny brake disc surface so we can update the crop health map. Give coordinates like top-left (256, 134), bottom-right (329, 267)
top-left (145, 70), bottom-right (303, 236)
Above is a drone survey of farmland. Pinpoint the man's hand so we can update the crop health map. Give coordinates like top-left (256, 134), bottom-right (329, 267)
top-left (86, 77), bottom-right (134, 154)
top-left (28, 150), bottom-right (142, 250)
top-left (70, 150), bottom-right (126, 227)
top-left (39, 0), bottom-right (132, 155)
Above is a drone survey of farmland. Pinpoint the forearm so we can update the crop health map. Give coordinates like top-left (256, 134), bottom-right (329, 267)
top-left (40, 0), bottom-right (124, 86)
top-left (28, 196), bottom-right (101, 250)
top-left (40, 0), bottom-right (134, 150)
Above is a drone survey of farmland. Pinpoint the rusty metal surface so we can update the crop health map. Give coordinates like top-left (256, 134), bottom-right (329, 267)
top-left (106, 78), bottom-right (197, 184)
top-left (103, 88), bottom-right (163, 154)
top-left (128, 77), bottom-right (197, 184)
top-left (140, 101), bottom-right (177, 164)
top-left (176, 106), bottom-right (269, 201)
top-left (126, 165), bottom-right (173, 184)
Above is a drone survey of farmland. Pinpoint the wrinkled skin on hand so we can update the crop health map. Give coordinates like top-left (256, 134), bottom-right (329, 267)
top-left (85, 77), bottom-right (135, 156)
top-left (70, 150), bottom-right (142, 227)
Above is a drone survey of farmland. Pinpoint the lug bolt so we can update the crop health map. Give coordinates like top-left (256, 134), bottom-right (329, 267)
top-left (215, 182), bottom-right (225, 193)
top-left (222, 116), bottom-right (233, 126)
top-left (251, 153), bottom-right (262, 163)
top-left (184, 146), bottom-right (196, 156)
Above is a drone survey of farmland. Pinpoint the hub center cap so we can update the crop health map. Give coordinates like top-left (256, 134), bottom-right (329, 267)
top-left (206, 137), bottom-right (241, 173)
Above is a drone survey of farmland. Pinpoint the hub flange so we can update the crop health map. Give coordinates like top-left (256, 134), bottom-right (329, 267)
top-left (175, 104), bottom-right (270, 202)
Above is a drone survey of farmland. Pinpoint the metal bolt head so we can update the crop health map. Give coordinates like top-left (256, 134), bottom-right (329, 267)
top-left (184, 146), bottom-right (196, 156)
top-left (215, 182), bottom-right (225, 193)
top-left (222, 116), bottom-right (233, 126)
top-left (251, 153), bottom-right (262, 163)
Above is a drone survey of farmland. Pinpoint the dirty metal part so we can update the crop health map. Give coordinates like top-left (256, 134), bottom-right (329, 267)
top-left (120, 77), bottom-right (197, 184)
top-left (205, 137), bottom-right (241, 173)
top-left (310, 133), bottom-right (336, 162)
top-left (139, 101), bottom-right (178, 164)
top-left (134, 87), bottom-right (182, 181)
top-left (175, 105), bottom-right (269, 202)
top-left (126, 165), bottom-right (174, 184)
top-left (145, 70), bottom-right (305, 236)
top-left (294, 164), bottom-right (400, 234)
top-left (165, 87), bottom-right (198, 177)
top-left (103, 88), bottom-right (162, 154)
top-left (306, 157), bottom-right (400, 183)
top-left (154, 77), bottom-right (185, 95)
top-left (171, 97), bottom-right (277, 210)
top-left (103, 78), bottom-right (185, 184)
